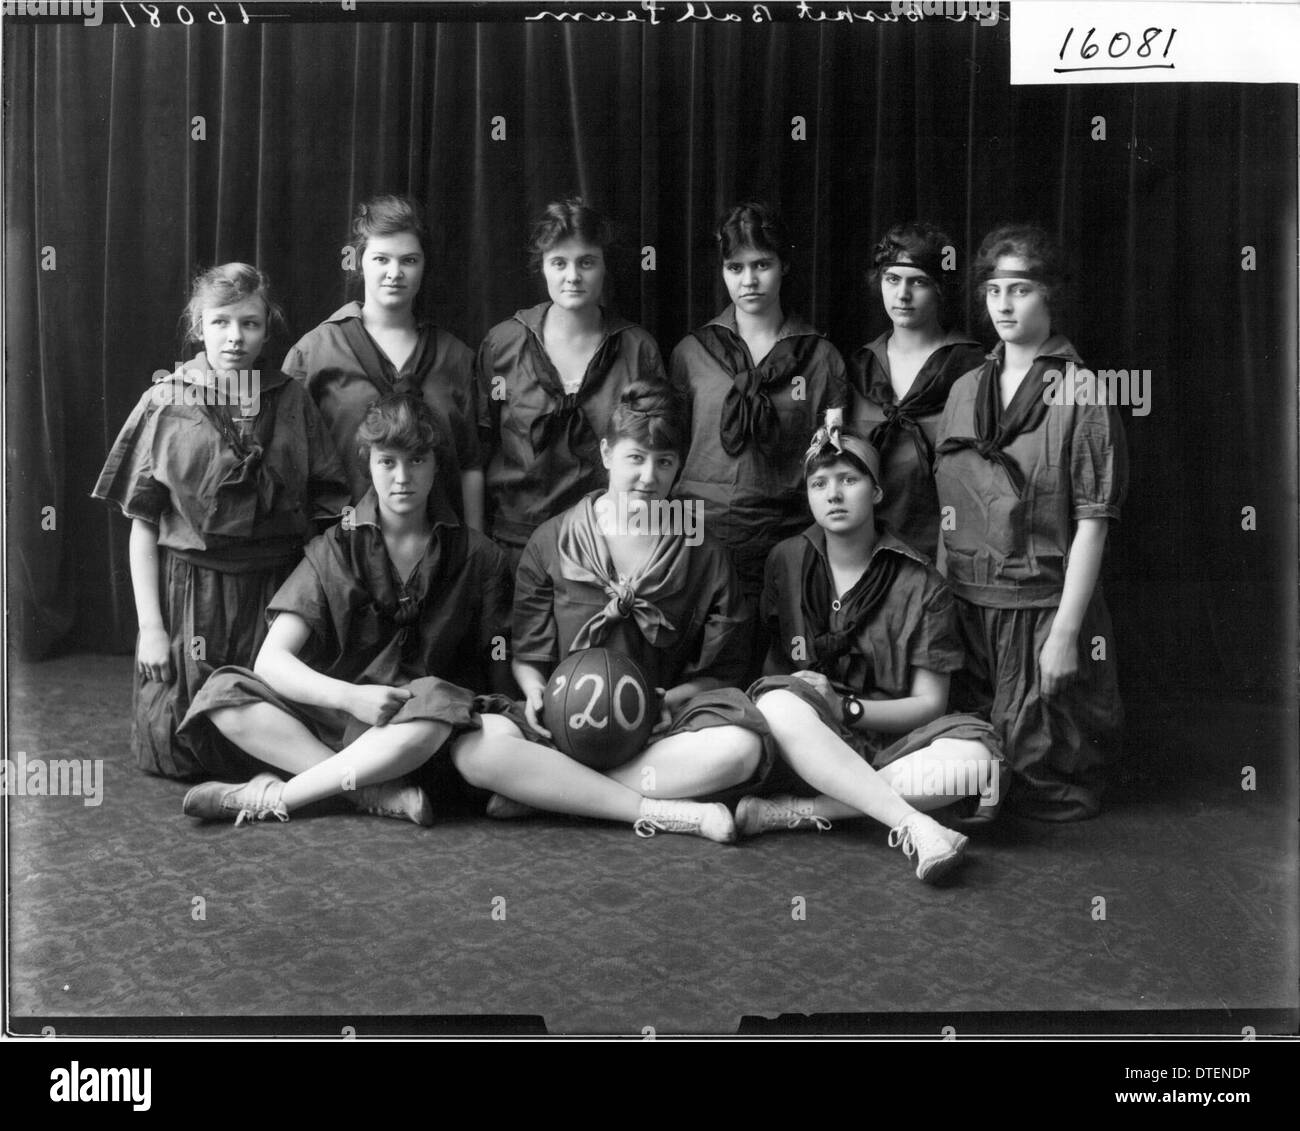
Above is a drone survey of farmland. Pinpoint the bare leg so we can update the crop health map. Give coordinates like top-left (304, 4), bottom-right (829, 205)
top-left (605, 725), bottom-right (761, 798)
top-left (876, 739), bottom-right (1001, 813)
top-left (745, 691), bottom-right (970, 881)
top-left (207, 703), bottom-right (335, 777)
top-left (207, 702), bottom-right (449, 813)
top-left (779, 739), bottom-right (1001, 820)
top-left (754, 689), bottom-right (916, 829)
top-left (452, 714), bottom-right (645, 822)
top-left (279, 720), bottom-right (451, 811)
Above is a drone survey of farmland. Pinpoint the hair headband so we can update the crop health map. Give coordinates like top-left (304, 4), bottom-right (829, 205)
top-left (878, 259), bottom-right (939, 281)
top-left (981, 268), bottom-right (1045, 283)
top-left (802, 425), bottom-right (882, 485)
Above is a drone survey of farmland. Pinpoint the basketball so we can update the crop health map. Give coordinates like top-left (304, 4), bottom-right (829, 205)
top-left (542, 648), bottom-right (656, 770)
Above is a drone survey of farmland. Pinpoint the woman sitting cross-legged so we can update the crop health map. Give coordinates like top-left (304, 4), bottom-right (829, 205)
top-left (739, 425), bottom-right (1004, 883)
top-left (448, 379), bottom-right (773, 844)
top-left (177, 393), bottom-right (515, 826)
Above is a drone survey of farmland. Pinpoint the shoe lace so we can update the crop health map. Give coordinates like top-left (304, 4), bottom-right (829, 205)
top-left (231, 778), bottom-right (289, 828)
top-left (635, 800), bottom-right (698, 837)
top-left (784, 803), bottom-right (832, 832)
top-left (887, 822), bottom-right (917, 858)
top-left (233, 805), bottom-right (289, 828)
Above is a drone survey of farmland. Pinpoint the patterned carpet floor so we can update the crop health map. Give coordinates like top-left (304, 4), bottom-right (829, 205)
top-left (6, 654), bottom-right (1297, 1036)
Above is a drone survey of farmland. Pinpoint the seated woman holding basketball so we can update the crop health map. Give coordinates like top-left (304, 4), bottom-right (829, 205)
top-left (738, 425), bottom-right (1004, 883)
top-left (176, 393), bottom-right (515, 826)
top-left (450, 380), bottom-right (771, 843)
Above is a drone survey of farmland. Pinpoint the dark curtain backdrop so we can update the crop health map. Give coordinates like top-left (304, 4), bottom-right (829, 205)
top-left (5, 15), bottom-right (1296, 711)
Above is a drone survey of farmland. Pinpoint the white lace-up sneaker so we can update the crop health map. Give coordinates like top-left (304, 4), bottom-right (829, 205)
top-left (349, 779), bottom-right (434, 827)
top-left (634, 798), bottom-right (736, 844)
top-left (887, 811), bottom-right (969, 884)
top-left (734, 794), bottom-right (833, 837)
top-left (182, 773), bottom-right (289, 827)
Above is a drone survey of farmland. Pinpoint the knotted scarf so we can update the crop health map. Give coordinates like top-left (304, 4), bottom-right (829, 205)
top-left (525, 329), bottom-right (626, 457)
top-left (862, 343), bottom-right (974, 471)
top-left (935, 355), bottom-right (1051, 496)
top-left (555, 494), bottom-right (689, 651)
top-left (692, 323), bottom-right (820, 458)
top-left (338, 316), bottom-right (442, 399)
top-left (183, 371), bottom-right (287, 540)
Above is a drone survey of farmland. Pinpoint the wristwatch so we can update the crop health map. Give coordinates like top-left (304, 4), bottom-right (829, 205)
top-left (841, 695), bottom-right (864, 726)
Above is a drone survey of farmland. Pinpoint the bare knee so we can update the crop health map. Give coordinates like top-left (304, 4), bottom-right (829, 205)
top-left (207, 704), bottom-right (263, 745)
top-left (450, 712), bottom-right (523, 785)
top-left (930, 737), bottom-right (997, 762)
top-left (386, 718), bottom-right (451, 758)
top-left (703, 726), bottom-right (762, 783)
top-left (755, 689), bottom-right (822, 735)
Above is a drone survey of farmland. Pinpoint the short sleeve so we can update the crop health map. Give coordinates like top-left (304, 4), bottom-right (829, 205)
top-left (907, 580), bottom-right (965, 675)
top-left (511, 528), bottom-right (560, 664)
top-left (678, 546), bottom-right (752, 687)
top-left (845, 348), bottom-right (871, 406)
top-left (266, 553), bottom-right (333, 645)
top-left (441, 334), bottom-right (483, 471)
top-left (667, 339), bottom-right (694, 433)
top-left (301, 391), bottom-right (351, 522)
top-left (668, 339), bottom-right (690, 388)
top-left (281, 336), bottom-right (310, 385)
top-left (91, 391), bottom-right (171, 523)
top-left (474, 334), bottom-right (500, 450)
top-left (1070, 387), bottom-right (1128, 522)
top-left (821, 342), bottom-right (848, 411)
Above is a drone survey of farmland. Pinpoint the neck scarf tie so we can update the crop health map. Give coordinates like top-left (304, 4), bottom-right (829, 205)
top-left (309, 510), bottom-right (467, 685)
top-left (339, 317), bottom-right (440, 399)
top-left (186, 371), bottom-right (286, 539)
top-left (692, 323), bottom-right (820, 458)
top-left (526, 326), bottom-right (624, 456)
top-left (865, 344), bottom-right (963, 471)
top-left (556, 495), bottom-right (688, 651)
top-left (799, 536), bottom-right (901, 687)
top-left (935, 355), bottom-right (1051, 496)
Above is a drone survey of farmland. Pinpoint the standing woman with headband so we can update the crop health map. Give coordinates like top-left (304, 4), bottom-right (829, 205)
top-left (475, 197), bottom-right (667, 571)
top-left (284, 194), bottom-right (483, 528)
top-left (934, 225), bottom-right (1127, 821)
top-left (847, 221), bottom-right (984, 558)
top-left (671, 201), bottom-right (846, 621)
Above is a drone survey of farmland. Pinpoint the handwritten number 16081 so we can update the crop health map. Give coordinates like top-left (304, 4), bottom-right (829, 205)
top-left (118, 3), bottom-right (250, 26)
top-left (1058, 26), bottom-right (1177, 68)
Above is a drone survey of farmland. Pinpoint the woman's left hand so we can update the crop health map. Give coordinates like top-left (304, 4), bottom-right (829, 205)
top-left (1038, 630), bottom-right (1080, 698)
top-left (647, 688), bottom-right (674, 737)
